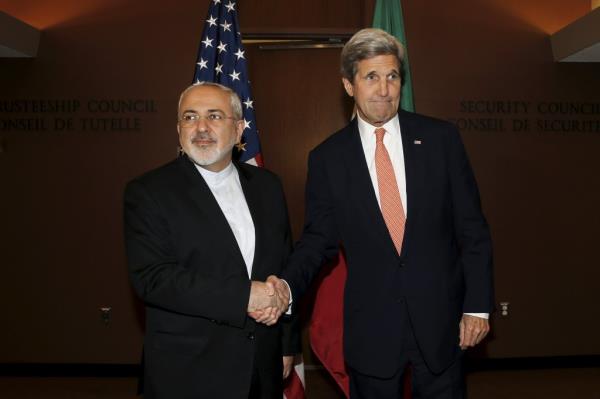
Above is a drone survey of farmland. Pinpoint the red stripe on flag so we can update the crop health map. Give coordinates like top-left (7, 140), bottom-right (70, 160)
top-left (309, 252), bottom-right (350, 397)
top-left (283, 368), bottom-right (305, 399)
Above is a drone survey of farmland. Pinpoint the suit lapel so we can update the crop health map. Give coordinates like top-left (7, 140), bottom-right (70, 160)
top-left (177, 156), bottom-right (248, 276)
top-left (234, 164), bottom-right (264, 280)
top-left (398, 111), bottom-right (425, 256)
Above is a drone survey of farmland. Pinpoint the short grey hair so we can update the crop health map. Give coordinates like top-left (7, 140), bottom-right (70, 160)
top-left (178, 81), bottom-right (243, 120)
top-left (341, 28), bottom-right (405, 81)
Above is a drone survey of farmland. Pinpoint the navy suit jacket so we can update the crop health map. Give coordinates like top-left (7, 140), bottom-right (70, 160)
top-left (283, 111), bottom-right (494, 377)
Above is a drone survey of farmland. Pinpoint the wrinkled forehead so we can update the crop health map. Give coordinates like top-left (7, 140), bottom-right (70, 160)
top-left (356, 54), bottom-right (400, 73)
top-left (178, 86), bottom-right (231, 115)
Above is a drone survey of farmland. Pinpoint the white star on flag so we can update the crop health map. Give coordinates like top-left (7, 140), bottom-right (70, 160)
top-left (197, 58), bottom-right (208, 69)
top-left (243, 98), bottom-right (253, 109)
top-left (206, 15), bottom-right (217, 27)
top-left (225, 1), bottom-right (235, 12)
top-left (217, 41), bottom-right (228, 53)
top-left (234, 49), bottom-right (245, 60)
top-left (213, 0), bottom-right (221, 4)
top-left (202, 37), bottom-right (213, 48)
top-left (243, 119), bottom-right (251, 130)
top-left (229, 70), bottom-right (240, 81)
top-left (220, 21), bottom-right (232, 32)
top-left (215, 63), bottom-right (223, 74)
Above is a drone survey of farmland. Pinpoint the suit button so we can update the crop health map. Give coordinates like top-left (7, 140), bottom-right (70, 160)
top-left (247, 333), bottom-right (255, 340)
top-left (397, 298), bottom-right (405, 304)
top-left (399, 262), bottom-right (405, 267)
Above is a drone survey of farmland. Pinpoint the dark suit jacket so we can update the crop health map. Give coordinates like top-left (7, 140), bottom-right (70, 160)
top-left (283, 111), bottom-right (494, 378)
top-left (124, 156), bottom-right (300, 399)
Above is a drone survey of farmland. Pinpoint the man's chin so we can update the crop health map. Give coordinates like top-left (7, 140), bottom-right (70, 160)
top-left (366, 114), bottom-right (395, 126)
top-left (187, 151), bottom-right (221, 167)
top-left (361, 107), bottom-right (394, 121)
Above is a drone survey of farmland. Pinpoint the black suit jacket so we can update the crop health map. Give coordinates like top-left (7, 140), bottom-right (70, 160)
top-left (283, 111), bottom-right (494, 377)
top-left (124, 156), bottom-right (300, 399)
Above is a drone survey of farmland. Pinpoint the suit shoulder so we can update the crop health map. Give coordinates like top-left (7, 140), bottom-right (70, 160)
top-left (401, 111), bottom-right (459, 137)
top-left (125, 158), bottom-right (183, 192)
top-left (310, 123), bottom-right (354, 159)
top-left (238, 162), bottom-right (283, 187)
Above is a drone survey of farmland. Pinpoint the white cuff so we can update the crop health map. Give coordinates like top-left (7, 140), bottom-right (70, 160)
top-left (281, 279), bottom-right (293, 315)
top-left (464, 312), bottom-right (489, 319)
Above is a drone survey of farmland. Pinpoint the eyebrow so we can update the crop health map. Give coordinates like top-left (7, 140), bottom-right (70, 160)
top-left (181, 108), bottom-right (225, 114)
top-left (365, 69), bottom-right (400, 75)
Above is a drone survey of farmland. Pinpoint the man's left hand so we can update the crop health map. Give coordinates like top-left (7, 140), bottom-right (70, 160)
top-left (459, 314), bottom-right (490, 349)
top-left (282, 355), bottom-right (294, 379)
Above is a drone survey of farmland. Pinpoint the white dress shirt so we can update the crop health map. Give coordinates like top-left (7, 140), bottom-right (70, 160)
top-left (195, 162), bottom-right (255, 277)
top-left (356, 113), bottom-right (488, 320)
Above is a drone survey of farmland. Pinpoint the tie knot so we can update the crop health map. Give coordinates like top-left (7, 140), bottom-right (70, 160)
top-left (374, 128), bottom-right (386, 143)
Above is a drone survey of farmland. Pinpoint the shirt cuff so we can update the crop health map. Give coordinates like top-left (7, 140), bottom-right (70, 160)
top-left (281, 279), bottom-right (293, 315)
top-left (464, 312), bottom-right (489, 319)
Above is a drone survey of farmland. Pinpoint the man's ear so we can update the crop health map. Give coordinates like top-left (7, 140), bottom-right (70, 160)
top-left (342, 77), bottom-right (354, 97)
top-left (235, 120), bottom-right (244, 142)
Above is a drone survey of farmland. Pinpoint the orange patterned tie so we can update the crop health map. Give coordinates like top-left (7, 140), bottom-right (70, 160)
top-left (374, 128), bottom-right (406, 255)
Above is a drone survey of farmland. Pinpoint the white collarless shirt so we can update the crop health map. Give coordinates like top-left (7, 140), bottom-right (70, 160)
top-left (195, 162), bottom-right (255, 278)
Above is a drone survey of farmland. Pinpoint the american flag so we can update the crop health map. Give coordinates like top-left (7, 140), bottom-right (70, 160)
top-left (192, 1), bottom-right (306, 398)
top-left (193, 0), bottom-right (262, 166)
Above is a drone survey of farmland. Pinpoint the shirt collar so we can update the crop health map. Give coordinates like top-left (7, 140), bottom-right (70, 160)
top-left (357, 112), bottom-right (401, 142)
top-left (195, 161), bottom-right (235, 187)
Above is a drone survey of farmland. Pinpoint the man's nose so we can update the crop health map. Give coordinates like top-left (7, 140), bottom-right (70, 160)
top-left (378, 79), bottom-right (389, 97)
top-left (196, 117), bottom-right (210, 131)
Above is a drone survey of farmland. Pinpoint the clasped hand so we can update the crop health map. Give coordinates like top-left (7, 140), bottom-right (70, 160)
top-left (247, 275), bottom-right (289, 326)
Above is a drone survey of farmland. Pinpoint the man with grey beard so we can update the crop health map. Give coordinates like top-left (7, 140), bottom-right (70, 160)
top-left (124, 82), bottom-right (299, 399)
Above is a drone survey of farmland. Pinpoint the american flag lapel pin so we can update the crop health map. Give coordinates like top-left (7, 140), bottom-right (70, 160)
top-left (414, 139), bottom-right (422, 145)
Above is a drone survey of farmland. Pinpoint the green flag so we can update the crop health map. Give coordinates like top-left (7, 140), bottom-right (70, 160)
top-left (372, 0), bottom-right (415, 112)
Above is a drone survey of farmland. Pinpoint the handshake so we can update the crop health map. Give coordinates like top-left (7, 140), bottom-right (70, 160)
top-left (247, 275), bottom-right (290, 326)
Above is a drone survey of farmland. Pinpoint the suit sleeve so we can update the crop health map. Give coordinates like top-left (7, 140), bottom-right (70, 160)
top-left (281, 313), bottom-right (302, 355)
top-left (282, 149), bottom-right (340, 305)
top-left (445, 126), bottom-right (495, 313)
top-left (123, 179), bottom-right (250, 328)
top-left (277, 181), bottom-right (302, 355)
